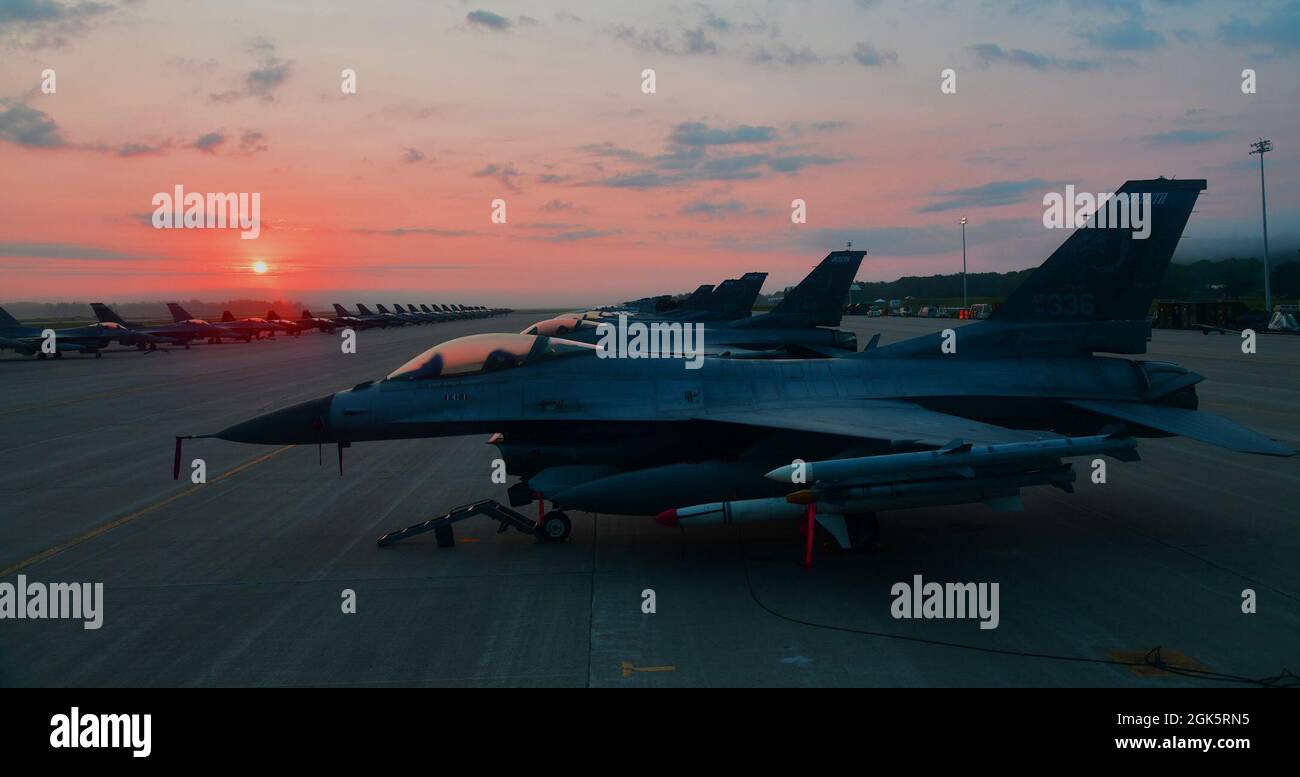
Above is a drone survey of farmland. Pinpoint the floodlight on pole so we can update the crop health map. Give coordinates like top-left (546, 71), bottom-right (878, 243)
top-left (959, 217), bottom-right (968, 309)
top-left (1250, 138), bottom-right (1272, 312)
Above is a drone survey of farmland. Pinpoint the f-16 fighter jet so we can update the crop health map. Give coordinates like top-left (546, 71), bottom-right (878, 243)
top-left (524, 251), bottom-right (863, 358)
top-left (179, 179), bottom-right (1291, 552)
top-left (92, 302), bottom-right (218, 348)
top-left (0, 305), bottom-right (162, 358)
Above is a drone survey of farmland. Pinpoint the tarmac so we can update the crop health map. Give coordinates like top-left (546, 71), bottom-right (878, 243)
top-left (1, 313), bottom-right (1297, 686)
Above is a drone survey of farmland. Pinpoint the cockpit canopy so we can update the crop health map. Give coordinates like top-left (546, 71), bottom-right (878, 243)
top-left (385, 333), bottom-right (596, 381)
top-left (521, 315), bottom-right (598, 337)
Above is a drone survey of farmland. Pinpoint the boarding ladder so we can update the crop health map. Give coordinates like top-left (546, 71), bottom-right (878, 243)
top-left (376, 499), bottom-right (538, 548)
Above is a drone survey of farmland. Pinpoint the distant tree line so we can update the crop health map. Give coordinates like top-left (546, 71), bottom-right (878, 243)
top-left (849, 255), bottom-right (1300, 303)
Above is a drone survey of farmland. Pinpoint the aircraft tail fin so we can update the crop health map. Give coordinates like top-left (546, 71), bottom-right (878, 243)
top-left (221, 310), bottom-right (236, 323)
top-left (302, 309), bottom-right (314, 319)
top-left (991, 178), bottom-right (1205, 323)
top-left (167, 303), bottom-right (195, 323)
top-left (769, 250), bottom-right (865, 327)
top-left (267, 310), bottom-right (280, 320)
top-left (0, 304), bottom-right (21, 328)
top-left (708, 273), bottom-right (767, 319)
top-left (91, 302), bottom-right (128, 326)
top-left (357, 303), bottom-right (375, 315)
top-left (682, 285), bottom-right (714, 310)
top-left (332, 304), bottom-right (350, 317)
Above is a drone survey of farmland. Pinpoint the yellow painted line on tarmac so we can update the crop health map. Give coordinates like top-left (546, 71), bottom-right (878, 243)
top-left (620, 661), bottom-right (677, 678)
top-left (0, 446), bottom-right (293, 578)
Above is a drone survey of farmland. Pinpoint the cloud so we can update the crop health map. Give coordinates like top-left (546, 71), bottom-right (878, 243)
top-left (670, 122), bottom-right (776, 146)
top-left (352, 227), bottom-right (479, 238)
top-left (917, 178), bottom-right (1053, 212)
top-left (579, 121), bottom-right (847, 189)
top-left (751, 43), bottom-right (821, 67)
top-left (608, 24), bottom-right (719, 55)
top-left (852, 42), bottom-right (898, 67)
top-left (1142, 129), bottom-right (1230, 145)
top-left (192, 132), bottom-right (225, 153)
top-left (0, 241), bottom-right (137, 260)
top-left (523, 228), bottom-right (622, 243)
top-left (578, 141), bottom-right (645, 160)
top-left (114, 141), bottom-right (168, 157)
top-left (472, 162), bottom-right (523, 190)
top-left (1218, 3), bottom-right (1300, 57)
top-left (210, 37), bottom-right (293, 102)
top-left (237, 130), bottom-right (268, 154)
top-left (967, 43), bottom-right (1102, 71)
top-left (680, 199), bottom-right (747, 218)
top-left (0, 99), bottom-right (67, 147)
top-left (539, 199), bottom-right (574, 211)
top-left (401, 147), bottom-right (427, 163)
top-left (1081, 22), bottom-right (1164, 50)
top-left (466, 10), bottom-right (511, 31)
top-left (767, 154), bottom-right (843, 173)
top-left (0, 0), bottom-right (115, 50)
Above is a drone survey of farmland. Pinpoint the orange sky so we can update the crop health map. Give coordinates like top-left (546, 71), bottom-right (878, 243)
top-left (1, 1), bottom-right (1296, 306)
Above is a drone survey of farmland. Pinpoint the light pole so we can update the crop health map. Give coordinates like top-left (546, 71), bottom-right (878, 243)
top-left (1250, 138), bottom-right (1272, 312)
top-left (959, 217), bottom-right (968, 309)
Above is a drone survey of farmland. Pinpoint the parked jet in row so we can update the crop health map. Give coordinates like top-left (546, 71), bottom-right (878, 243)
top-left (523, 251), bottom-right (863, 358)
top-left (92, 302), bottom-right (218, 348)
top-left (0, 305), bottom-right (162, 358)
top-left (184, 179), bottom-right (1291, 553)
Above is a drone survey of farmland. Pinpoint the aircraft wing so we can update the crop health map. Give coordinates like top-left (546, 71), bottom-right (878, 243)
top-left (695, 400), bottom-right (1054, 447)
top-left (1067, 399), bottom-right (1293, 456)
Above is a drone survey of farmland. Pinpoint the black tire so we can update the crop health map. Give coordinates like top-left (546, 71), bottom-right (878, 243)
top-left (847, 512), bottom-right (880, 549)
top-left (539, 510), bottom-right (572, 543)
top-left (434, 524), bottom-right (455, 548)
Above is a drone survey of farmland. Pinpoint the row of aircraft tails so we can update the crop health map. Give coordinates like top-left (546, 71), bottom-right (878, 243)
top-left (0, 302), bottom-right (510, 358)
top-left (178, 178), bottom-right (1294, 560)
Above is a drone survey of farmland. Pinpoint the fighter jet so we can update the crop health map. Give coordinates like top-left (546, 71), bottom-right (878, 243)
top-left (0, 305), bottom-right (161, 358)
top-left (523, 251), bottom-right (863, 357)
top-left (290, 309), bottom-right (345, 333)
top-left (164, 304), bottom-right (268, 342)
top-left (218, 310), bottom-right (285, 339)
top-left (356, 303), bottom-right (406, 327)
top-left (265, 310), bottom-right (313, 336)
top-left (92, 302), bottom-right (218, 349)
top-left (418, 304), bottom-right (452, 322)
top-left (182, 179), bottom-right (1291, 551)
top-left (376, 304), bottom-right (423, 325)
top-left (330, 304), bottom-right (384, 329)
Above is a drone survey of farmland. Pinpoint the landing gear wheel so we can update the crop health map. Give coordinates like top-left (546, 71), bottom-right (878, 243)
top-left (538, 510), bottom-right (571, 543)
top-left (434, 524), bottom-right (455, 548)
top-left (847, 512), bottom-right (880, 549)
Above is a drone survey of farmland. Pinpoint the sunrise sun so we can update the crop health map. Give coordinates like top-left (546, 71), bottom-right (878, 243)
top-left (252, 260), bottom-right (269, 274)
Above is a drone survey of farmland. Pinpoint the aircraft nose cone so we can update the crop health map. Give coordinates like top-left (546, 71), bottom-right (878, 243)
top-left (654, 508), bottom-right (679, 528)
top-left (216, 394), bottom-right (335, 445)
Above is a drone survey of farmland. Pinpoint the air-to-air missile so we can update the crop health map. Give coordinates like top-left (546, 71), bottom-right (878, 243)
top-left (764, 434), bottom-right (1140, 486)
